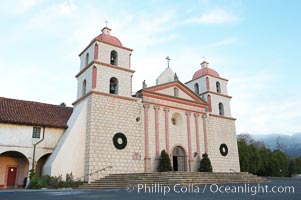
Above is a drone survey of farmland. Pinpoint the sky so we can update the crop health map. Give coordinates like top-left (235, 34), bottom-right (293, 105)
top-left (0, 0), bottom-right (300, 135)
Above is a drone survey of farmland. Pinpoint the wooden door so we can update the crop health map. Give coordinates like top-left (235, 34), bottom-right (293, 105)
top-left (7, 167), bottom-right (17, 186)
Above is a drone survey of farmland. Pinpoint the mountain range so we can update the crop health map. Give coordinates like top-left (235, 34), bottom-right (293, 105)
top-left (239, 132), bottom-right (301, 158)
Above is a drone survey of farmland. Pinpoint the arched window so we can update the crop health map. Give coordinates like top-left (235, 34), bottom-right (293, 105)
top-left (110, 50), bottom-right (118, 65)
top-left (194, 83), bottom-right (199, 94)
top-left (174, 87), bottom-right (179, 97)
top-left (110, 77), bottom-right (118, 94)
top-left (207, 95), bottom-right (212, 112)
top-left (206, 77), bottom-right (210, 90)
top-left (85, 53), bottom-right (89, 66)
top-left (216, 81), bottom-right (221, 93)
top-left (219, 102), bottom-right (224, 116)
top-left (94, 44), bottom-right (99, 60)
top-left (92, 66), bottom-right (97, 89)
top-left (82, 79), bottom-right (86, 96)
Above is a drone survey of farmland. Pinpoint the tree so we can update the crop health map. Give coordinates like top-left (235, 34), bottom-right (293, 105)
top-left (248, 144), bottom-right (261, 174)
top-left (257, 147), bottom-right (272, 176)
top-left (294, 156), bottom-right (301, 174)
top-left (199, 153), bottom-right (213, 172)
top-left (237, 140), bottom-right (251, 172)
top-left (270, 149), bottom-right (288, 177)
top-left (288, 156), bottom-right (301, 177)
top-left (237, 134), bottom-right (290, 177)
top-left (158, 150), bottom-right (172, 172)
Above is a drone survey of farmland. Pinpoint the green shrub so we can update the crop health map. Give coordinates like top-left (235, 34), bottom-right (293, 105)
top-left (199, 153), bottom-right (213, 172)
top-left (48, 174), bottom-right (63, 189)
top-left (28, 175), bottom-right (50, 189)
top-left (158, 150), bottom-right (172, 172)
top-left (28, 172), bottom-right (82, 189)
top-left (28, 169), bottom-right (35, 180)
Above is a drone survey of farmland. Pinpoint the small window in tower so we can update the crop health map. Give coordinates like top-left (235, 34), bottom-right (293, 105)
top-left (85, 53), bottom-right (89, 66)
top-left (110, 50), bottom-right (118, 65)
top-left (174, 87), bottom-right (179, 97)
top-left (216, 81), bottom-right (221, 93)
top-left (219, 102), bottom-right (224, 116)
top-left (82, 79), bottom-right (87, 96)
top-left (194, 83), bottom-right (199, 94)
top-left (32, 127), bottom-right (41, 138)
top-left (171, 118), bottom-right (176, 125)
top-left (110, 77), bottom-right (118, 94)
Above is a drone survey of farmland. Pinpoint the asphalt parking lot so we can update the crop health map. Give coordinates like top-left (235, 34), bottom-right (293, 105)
top-left (0, 178), bottom-right (300, 200)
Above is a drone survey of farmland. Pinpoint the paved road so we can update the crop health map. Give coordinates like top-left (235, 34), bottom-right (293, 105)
top-left (0, 179), bottom-right (300, 200)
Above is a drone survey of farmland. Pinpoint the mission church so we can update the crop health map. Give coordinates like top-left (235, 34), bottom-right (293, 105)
top-left (0, 27), bottom-right (240, 188)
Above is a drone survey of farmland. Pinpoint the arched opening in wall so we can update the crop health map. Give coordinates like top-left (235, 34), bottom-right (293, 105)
top-left (35, 153), bottom-right (51, 177)
top-left (174, 87), bottom-right (179, 97)
top-left (194, 83), bottom-right (199, 94)
top-left (0, 151), bottom-right (29, 189)
top-left (206, 77), bottom-right (210, 90)
top-left (94, 44), bottom-right (99, 60)
top-left (110, 77), bottom-right (118, 94)
top-left (207, 95), bottom-right (212, 112)
top-left (219, 102), bottom-right (224, 116)
top-left (216, 81), bottom-right (221, 93)
top-left (92, 66), bottom-right (97, 89)
top-left (110, 50), bottom-right (118, 65)
top-left (85, 53), bottom-right (89, 66)
top-left (171, 112), bottom-right (183, 127)
top-left (172, 146), bottom-right (186, 171)
top-left (82, 79), bottom-right (87, 96)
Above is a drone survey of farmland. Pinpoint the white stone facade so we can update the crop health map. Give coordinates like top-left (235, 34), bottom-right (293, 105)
top-left (0, 27), bottom-right (241, 186)
top-left (49, 27), bottom-right (240, 178)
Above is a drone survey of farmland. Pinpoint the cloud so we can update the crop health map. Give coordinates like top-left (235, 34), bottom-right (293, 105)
top-left (187, 8), bottom-right (239, 25)
top-left (207, 37), bottom-right (239, 48)
top-left (58, 1), bottom-right (77, 15)
top-left (0, 0), bottom-right (40, 16)
top-left (230, 71), bottom-right (300, 135)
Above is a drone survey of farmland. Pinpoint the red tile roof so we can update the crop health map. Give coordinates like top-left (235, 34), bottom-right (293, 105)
top-left (0, 97), bottom-right (73, 128)
top-left (192, 67), bottom-right (220, 80)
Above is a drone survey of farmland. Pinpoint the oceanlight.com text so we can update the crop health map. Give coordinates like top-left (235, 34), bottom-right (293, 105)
top-left (125, 183), bottom-right (295, 196)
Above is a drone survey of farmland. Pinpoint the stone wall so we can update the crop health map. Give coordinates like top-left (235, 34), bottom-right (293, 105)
top-left (84, 93), bottom-right (144, 181)
top-left (206, 115), bottom-right (240, 172)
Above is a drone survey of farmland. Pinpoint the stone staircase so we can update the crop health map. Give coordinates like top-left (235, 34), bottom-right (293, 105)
top-left (78, 172), bottom-right (269, 189)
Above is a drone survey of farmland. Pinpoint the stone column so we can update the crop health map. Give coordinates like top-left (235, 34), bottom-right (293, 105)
top-left (164, 107), bottom-right (170, 155)
top-left (143, 104), bottom-right (151, 172)
top-left (202, 114), bottom-right (208, 154)
top-left (154, 105), bottom-right (160, 159)
top-left (194, 113), bottom-right (201, 161)
top-left (185, 112), bottom-right (194, 171)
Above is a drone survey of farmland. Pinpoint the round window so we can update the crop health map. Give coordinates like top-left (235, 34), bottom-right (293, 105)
top-left (219, 143), bottom-right (228, 156)
top-left (113, 133), bottom-right (127, 149)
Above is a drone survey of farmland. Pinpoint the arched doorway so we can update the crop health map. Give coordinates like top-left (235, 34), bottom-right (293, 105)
top-left (0, 151), bottom-right (29, 189)
top-left (172, 146), bottom-right (186, 171)
top-left (36, 153), bottom-right (51, 177)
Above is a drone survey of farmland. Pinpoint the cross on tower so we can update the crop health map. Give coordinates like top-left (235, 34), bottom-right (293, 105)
top-left (166, 56), bottom-right (171, 68)
top-left (105, 20), bottom-right (109, 27)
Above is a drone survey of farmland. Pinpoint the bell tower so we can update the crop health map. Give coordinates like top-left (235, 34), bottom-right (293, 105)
top-left (185, 61), bottom-right (233, 118)
top-left (75, 27), bottom-right (134, 100)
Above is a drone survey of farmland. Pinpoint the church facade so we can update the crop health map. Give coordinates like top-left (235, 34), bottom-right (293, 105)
top-left (0, 27), bottom-right (240, 188)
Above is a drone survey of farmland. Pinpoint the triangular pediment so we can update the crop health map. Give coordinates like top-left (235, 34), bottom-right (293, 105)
top-left (142, 81), bottom-right (207, 105)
